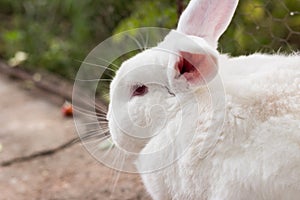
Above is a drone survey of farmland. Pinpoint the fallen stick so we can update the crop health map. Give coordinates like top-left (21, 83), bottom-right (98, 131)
top-left (0, 137), bottom-right (79, 167)
top-left (0, 60), bottom-right (109, 167)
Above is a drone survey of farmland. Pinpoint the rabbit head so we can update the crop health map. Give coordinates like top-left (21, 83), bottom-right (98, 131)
top-left (107, 0), bottom-right (238, 153)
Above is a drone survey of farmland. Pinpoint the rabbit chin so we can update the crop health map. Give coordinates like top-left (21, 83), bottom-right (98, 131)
top-left (108, 119), bottom-right (149, 153)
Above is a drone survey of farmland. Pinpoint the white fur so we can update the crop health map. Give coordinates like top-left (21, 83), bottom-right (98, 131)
top-left (107, 0), bottom-right (300, 199)
top-left (137, 52), bottom-right (300, 200)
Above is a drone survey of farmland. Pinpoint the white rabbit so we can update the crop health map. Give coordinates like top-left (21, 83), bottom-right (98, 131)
top-left (107, 0), bottom-right (300, 199)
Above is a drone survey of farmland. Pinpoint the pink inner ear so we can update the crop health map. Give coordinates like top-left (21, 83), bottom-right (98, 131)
top-left (176, 51), bottom-right (217, 85)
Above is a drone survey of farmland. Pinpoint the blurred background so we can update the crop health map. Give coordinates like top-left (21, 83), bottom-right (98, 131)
top-left (0, 0), bottom-right (299, 199)
top-left (0, 0), bottom-right (299, 80)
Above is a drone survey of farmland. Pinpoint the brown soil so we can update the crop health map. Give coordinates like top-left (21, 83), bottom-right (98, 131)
top-left (0, 73), bottom-right (150, 200)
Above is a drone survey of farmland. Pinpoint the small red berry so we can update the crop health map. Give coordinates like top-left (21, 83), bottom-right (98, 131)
top-left (62, 101), bottom-right (73, 117)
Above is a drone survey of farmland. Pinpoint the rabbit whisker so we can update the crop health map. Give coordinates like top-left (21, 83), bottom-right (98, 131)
top-left (76, 59), bottom-right (117, 73)
top-left (76, 121), bottom-right (105, 126)
top-left (94, 57), bottom-right (119, 71)
top-left (110, 152), bottom-right (124, 198)
top-left (96, 116), bottom-right (109, 121)
top-left (137, 30), bottom-right (149, 50)
top-left (72, 106), bottom-right (99, 118)
top-left (99, 140), bottom-right (115, 159)
top-left (79, 96), bottom-right (108, 114)
top-left (128, 34), bottom-right (144, 51)
top-left (80, 127), bottom-right (109, 136)
top-left (72, 103), bottom-right (108, 118)
top-left (90, 138), bottom-right (114, 158)
top-left (76, 78), bottom-right (112, 82)
top-left (81, 134), bottom-right (110, 145)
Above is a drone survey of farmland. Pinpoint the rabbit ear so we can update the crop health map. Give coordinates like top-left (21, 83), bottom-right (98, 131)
top-left (177, 0), bottom-right (238, 48)
top-left (169, 50), bottom-right (218, 87)
top-left (161, 30), bottom-right (219, 89)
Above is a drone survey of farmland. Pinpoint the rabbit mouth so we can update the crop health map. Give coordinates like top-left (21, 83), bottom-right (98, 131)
top-left (165, 86), bottom-right (175, 96)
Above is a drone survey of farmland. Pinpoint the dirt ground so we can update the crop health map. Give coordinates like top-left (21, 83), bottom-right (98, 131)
top-left (0, 73), bottom-right (150, 200)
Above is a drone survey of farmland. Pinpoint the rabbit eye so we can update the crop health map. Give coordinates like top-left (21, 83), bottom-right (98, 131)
top-left (132, 84), bottom-right (148, 97)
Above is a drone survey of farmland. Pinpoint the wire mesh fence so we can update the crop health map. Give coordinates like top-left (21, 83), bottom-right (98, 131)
top-left (219, 0), bottom-right (300, 55)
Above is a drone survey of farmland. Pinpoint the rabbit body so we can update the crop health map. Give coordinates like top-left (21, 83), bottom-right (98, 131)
top-left (107, 0), bottom-right (300, 199)
top-left (137, 53), bottom-right (300, 200)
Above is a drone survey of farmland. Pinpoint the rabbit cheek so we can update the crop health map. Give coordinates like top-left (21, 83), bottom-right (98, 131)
top-left (109, 113), bottom-right (146, 152)
top-left (128, 103), bottom-right (149, 128)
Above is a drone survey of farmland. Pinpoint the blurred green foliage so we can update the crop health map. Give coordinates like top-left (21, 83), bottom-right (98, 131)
top-left (0, 0), bottom-right (299, 81)
top-left (115, 0), bottom-right (300, 55)
top-left (0, 0), bottom-right (135, 79)
top-left (113, 0), bottom-right (178, 34)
